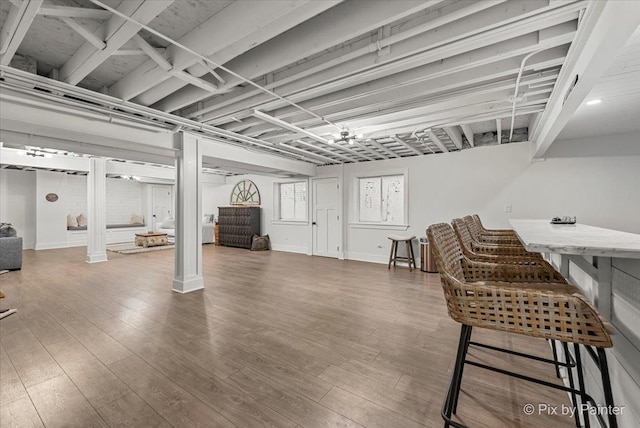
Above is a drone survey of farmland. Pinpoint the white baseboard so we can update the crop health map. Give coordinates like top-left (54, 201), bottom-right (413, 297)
top-left (35, 242), bottom-right (68, 250)
top-left (345, 252), bottom-right (389, 264)
top-left (271, 244), bottom-right (307, 254)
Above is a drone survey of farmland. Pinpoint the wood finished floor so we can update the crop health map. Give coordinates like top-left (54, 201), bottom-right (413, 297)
top-left (0, 245), bottom-right (574, 428)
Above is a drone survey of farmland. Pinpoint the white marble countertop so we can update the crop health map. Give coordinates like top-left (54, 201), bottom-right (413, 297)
top-left (509, 219), bottom-right (640, 259)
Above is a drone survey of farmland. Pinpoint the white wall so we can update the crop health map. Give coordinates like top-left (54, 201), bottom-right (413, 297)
top-left (35, 170), bottom-right (69, 250)
top-left (0, 169), bottom-right (36, 249)
top-left (106, 178), bottom-right (144, 224)
top-left (313, 141), bottom-right (640, 264)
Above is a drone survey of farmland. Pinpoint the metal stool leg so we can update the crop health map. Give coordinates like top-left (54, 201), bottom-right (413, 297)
top-left (573, 344), bottom-right (590, 428)
top-left (561, 342), bottom-right (580, 428)
top-left (551, 340), bottom-right (561, 378)
top-left (443, 324), bottom-right (472, 426)
top-left (597, 347), bottom-right (617, 428)
top-left (451, 326), bottom-right (473, 415)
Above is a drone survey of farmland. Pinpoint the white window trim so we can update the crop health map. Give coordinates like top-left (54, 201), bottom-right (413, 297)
top-left (350, 167), bottom-right (409, 229)
top-left (272, 179), bottom-right (309, 224)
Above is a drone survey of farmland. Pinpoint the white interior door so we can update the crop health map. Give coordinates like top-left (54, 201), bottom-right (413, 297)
top-left (312, 177), bottom-right (340, 258)
top-left (152, 186), bottom-right (173, 230)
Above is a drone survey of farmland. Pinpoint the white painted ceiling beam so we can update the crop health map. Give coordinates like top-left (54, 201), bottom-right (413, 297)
top-left (198, 136), bottom-right (316, 177)
top-left (354, 142), bottom-right (385, 160)
top-left (133, 1), bottom-right (340, 107)
top-left (155, 1), bottom-right (445, 113)
top-left (256, 87), bottom-right (552, 144)
top-left (0, 0), bottom-right (44, 66)
top-left (444, 127), bottom-right (463, 149)
top-left (132, 34), bottom-right (171, 71)
top-left (182, 0), bottom-right (508, 118)
top-left (277, 143), bottom-right (335, 165)
top-left (218, 40), bottom-right (570, 132)
top-left (38, 4), bottom-right (112, 19)
top-left (59, 0), bottom-right (173, 85)
top-left (110, 1), bottom-right (336, 102)
top-left (368, 138), bottom-right (401, 159)
top-left (425, 130), bottom-right (449, 153)
top-left (194, 1), bottom-right (580, 123)
top-left (532, 0), bottom-right (640, 158)
top-left (294, 140), bottom-right (354, 163)
top-left (393, 136), bottom-right (423, 156)
top-left (460, 125), bottom-right (475, 147)
top-left (59, 16), bottom-right (106, 50)
top-left (252, 110), bottom-right (329, 145)
top-left (329, 144), bottom-right (377, 162)
top-left (237, 76), bottom-right (557, 139)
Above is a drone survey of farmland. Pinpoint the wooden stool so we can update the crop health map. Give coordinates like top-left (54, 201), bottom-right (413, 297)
top-left (388, 235), bottom-right (417, 271)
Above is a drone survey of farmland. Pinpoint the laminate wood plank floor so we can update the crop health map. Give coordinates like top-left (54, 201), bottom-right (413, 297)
top-left (0, 245), bottom-right (575, 428)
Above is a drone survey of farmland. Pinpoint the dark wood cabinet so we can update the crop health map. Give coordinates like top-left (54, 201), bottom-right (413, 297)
top-left (217, 206), bottom-right (261, 249)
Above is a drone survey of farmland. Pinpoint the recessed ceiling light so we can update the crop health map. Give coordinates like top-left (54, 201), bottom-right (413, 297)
top-left (586, 99), bottom-right (602, 106)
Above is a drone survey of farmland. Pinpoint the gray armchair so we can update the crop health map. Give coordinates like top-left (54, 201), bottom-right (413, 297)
top-left (0, 223), bottom-right (22, 271)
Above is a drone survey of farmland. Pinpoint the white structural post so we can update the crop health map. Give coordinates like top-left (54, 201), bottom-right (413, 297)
top-left (173, 132), bottom-right (204, 293)
top-left (86, 157), bottom-right (108, 263)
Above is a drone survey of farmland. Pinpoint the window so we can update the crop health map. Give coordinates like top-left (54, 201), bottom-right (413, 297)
top-left (275, 181), bottom-right (307, 221)
top-left (357, 174), bottom-right (405, 225)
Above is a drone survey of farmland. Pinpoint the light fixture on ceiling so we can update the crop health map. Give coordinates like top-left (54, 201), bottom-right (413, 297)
top-left (17, 148), bottom-right (53, 158)
top-left (328, 130), bottom-right (364, 145)
top-left (586, 99), bottom-right (602, 106)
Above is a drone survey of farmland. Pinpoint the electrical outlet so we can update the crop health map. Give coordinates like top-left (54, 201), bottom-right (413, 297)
top-left (504, 204), bottom-right (512, 213)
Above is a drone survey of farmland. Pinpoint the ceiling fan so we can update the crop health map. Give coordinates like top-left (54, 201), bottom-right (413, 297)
top-left (328, 130), bottom-right (364, 145)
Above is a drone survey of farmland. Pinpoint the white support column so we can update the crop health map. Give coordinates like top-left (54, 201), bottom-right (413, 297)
top-left (86, 158), bottom-right (107, 263)
top-left (173, 132), bottom-right (203, 293)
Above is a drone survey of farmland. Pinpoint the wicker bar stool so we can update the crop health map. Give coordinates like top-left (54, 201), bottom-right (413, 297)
top-left (452, 218), bottom-right (545, 263)
top-left (463, 215), bottom-right (522, 245)
top-left (472, 214), bottom-right (519, 237)
top-left (427, 223), bottom-right (617, 428)
top-left (388, 235), bottom-right (417, 271)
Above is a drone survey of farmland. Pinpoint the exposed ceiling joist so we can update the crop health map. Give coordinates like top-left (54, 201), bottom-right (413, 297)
top-left (0, 0), bottom-right (44, 66)
top-left (252, 110), bottom-right (328, 145)
top-left (38, 4), bottom-right (112, 19)
top-left (294, 140), bottom-right (353, 163)
top-left (158, 0), bottom-right (445, 113)
top-left (444, 127), bottom-right (463, 149)
top-left (460, 124), bottom-right (475, 147)
top-left (195, 1), bottom-right (581, 124)
top-left (368, 138), bottom-right (401, 159)
top-left (393, 136), bottom-right (423, 156)
top-left (59, 0), bottom-right (174, 85)
top-left (278, 143), bottom-right (335, 165)
top-left (132, 34), bottom-right (171, 71)
top-left (110, 1), bottom-right (338, 102)
top-left (425, 129), bottom-right (449, 153)
top-left (59, 16), bottom-right (106, 50)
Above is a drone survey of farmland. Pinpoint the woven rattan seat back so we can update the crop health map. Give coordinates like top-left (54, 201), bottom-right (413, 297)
top-left (452, 218), bottom-right (474, 253)
top-left (426, 223), bottom-right (465, 281)
top-left (463, 215), bottom-right (482, 240)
